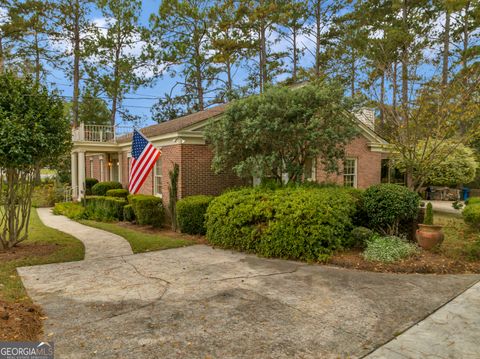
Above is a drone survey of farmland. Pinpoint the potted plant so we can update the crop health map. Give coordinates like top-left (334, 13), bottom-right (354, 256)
top-left (416, 203), bottom-right (444, 250)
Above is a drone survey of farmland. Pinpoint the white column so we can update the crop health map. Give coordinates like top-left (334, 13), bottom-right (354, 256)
top-left (78, 151), bottom-right (86, 199)
top-left (71, 152), bottom-right (78, 200)
top-left (118, 152), bottom-right (123, 184)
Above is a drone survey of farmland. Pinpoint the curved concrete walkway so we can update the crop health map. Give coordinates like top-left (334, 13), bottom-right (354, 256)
top-left (36, 208), bottom-right (133, 259)
top-left (17, 209), bottom-right (480, 358)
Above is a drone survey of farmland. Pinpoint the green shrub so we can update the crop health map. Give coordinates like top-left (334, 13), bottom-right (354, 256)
top-left (176, 195), bottom-right (214, 235)
top-left (463, 203), bottom-right (480, 228)
top-left (53, 202), bottom-right (85, 220)
top-left (128, 194), bottom-right (164, 226)
top-left (91, 181), bottom-right (122, 196)
top-left (466, 197), bottom-right (480, 205)
top-left (362, 235), bottom-right (419, 263)
top-left (106, 189), bottom-right (129, 198)
top-left (424, 202), bottom-right (434, 225)
top-left (83, 196), bottom-right (126, 221)
top-left (85, 178), bottom-right (99, 195)
top-left (350, 226), bottom-right (374, 248)
top-left (123, 204), bottom-right (135, 222)
top-left (32, 183), bottom-right (64, 207)
top-left (205, 186), bottom-right (359, 261)
top-left (362, 184), bottom-right (420, 235)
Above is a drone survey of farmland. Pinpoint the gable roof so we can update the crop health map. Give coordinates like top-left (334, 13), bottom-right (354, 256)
top-left (117, 103), bottom-right (228, 143)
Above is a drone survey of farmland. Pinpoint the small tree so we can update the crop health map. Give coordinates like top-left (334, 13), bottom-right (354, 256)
top-left (395, 141), bottom-right (478, 187)
top-left (206, 81), bottom-right (359, 183)
top-left (168, 163), bottom-right (179, 231)
top-left (0, 72), bottom-right (71, 249)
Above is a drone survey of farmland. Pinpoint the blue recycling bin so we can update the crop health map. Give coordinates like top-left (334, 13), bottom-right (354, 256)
top-left (462, 187), bottom-right (470, 201)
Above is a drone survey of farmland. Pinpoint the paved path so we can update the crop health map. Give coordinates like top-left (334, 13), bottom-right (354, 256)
top-left (426, 200), bottom-right (462, 215)
top-left (36, 208), bottom-right (133, 259)
top-left (366, 281), bottom-right (480, 358)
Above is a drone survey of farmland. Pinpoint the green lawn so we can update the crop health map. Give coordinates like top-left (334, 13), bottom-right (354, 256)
top-left (0, 208), bottom-right (85, 303)
top-left (435, 213), bottom-right (480, 261)
top-left (79, 220), bottom-right (195, 253)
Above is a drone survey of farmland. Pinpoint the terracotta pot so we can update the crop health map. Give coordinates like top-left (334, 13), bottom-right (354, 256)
top-left (416, 224), bottom-right (444, 250)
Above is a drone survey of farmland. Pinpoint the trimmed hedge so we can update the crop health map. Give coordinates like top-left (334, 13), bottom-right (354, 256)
top-left (350, 226), bottom-right (374, 248)
top-left (91, 181), bottom-right (122, 196)
top-left (123, 204), bottom-right (135, 222)
top-left (463, 203), bottom-right (480, 228)
top-left (85, 178), bottom-right (99, 195)
top-left (84, 196), bottom-right (126, 221)
top-left (176, 195), bottom-right (214, 235)
top-left (205, 187), bottom-right (359, 261)
top-left (53, 202), bottom-right (85, 220)
top-left (128, 194), bottom-right (164, 226)
top-left (362, 184), bottom-right (420, 235)
top-left (466, 197), bottom-right (480, 205)
top-left (106, 189), bottom-right (129, 198)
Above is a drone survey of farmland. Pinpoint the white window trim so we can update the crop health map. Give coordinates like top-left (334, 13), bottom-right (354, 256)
top-left (100, 159), bottom-right (104, 182)
top-left (154, 156), bottom-right (163, 198)
top-left (344, 158), bottom-right (358, 188)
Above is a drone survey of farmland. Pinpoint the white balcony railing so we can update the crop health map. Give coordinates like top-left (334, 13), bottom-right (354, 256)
top-left (72, 123), bottom-right (132, 143)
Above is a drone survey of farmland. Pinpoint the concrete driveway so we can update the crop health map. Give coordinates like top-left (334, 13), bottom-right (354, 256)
top-left (18, 244), bottom-right (479, 359)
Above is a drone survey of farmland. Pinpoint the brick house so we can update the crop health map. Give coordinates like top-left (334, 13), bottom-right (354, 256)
top-left (70, 104), bottom-right (390, 202)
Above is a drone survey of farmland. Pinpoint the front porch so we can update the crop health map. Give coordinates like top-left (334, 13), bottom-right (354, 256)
top-left (71, 124), bottom-right (132, 199)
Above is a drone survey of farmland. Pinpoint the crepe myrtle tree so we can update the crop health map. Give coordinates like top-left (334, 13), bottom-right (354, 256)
top-left (0, 72), bottom-right (71, 250)
top-left (206, 81), bottom-right (359, 184)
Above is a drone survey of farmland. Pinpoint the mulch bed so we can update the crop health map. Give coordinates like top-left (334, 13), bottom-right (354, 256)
top-left (328, 249), bottom-right (480, 274)
top-left (0, 300), bottom-right (44, 341)
top-left (0, 243), bottom-right (58, 261)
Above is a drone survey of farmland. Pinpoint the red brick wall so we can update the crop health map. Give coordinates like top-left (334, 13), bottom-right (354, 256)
top-left (315, 135), bottom-right (383, 188)
top-left (179, 144), bottom-right (245, 198)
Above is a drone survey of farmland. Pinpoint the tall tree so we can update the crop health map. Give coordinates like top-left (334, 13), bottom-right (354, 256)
top-left (151, 0), bottom-right (219, 111)
top-left (89, 0), bottom-right (149, 125)
top-left (239, 0), bottom-right (286, 92)
top-left (53, 0), bottom-right (93, 127)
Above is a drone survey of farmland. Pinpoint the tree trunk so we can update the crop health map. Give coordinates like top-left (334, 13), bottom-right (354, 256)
top-left (392, 61), bottom-right (398, 110)
top-left (314, 0), bottom-right (321, 77)
top-left (226, 58), bottom-right (232, 94)
top-left (260, 24), bottom-right (267, 92)
top-left (292, 29), bottom-right (297, 82)
top-left (462, 1), bottom-right (470, 72)
top-left (442, 9), bottom-right (450, 85)
top-left (0, 35), bottom-right (4, 73)
top-left (401, 0), bottom-right (409, 110)
top-left (350, 49), bottom-right (355, 97)
top-left (380, 70), bottom-right (385, 124)
top-left (34, 31), bottom-right (41, 84)
top-left (72, 0), bottom-right (81, 128)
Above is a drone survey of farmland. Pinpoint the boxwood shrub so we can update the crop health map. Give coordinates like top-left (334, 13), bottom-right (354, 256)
top-left (128, 194), bottom-right (164, 226)
top-left (205, 187), bottom-right (359, 261)
top-left (362, 184), bottom-right (420, 235)
top-left (176, 195), bottom-right (214, 235)
top-left (106, 189), bottom-right (129, 198)
top-left (83, 196), bottom-right (126, 221)
top-left (53, 202), bottom-right (85, 220)
top-left (85, 178), bottom-right (99, 195)
top-left (463, 203), bottom-right (480, 228)
top-left (123, 204), bottom-right (135, 222)
top-left (91, 181), bottom-right (122, 196)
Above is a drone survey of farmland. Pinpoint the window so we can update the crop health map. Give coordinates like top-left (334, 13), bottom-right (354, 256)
top-left (100, 159), bottom-right (104, 181)
top-left (304, 157), bottom-right (316, 181)
top-left (154, 157), bottom-right (162, 196)
top-left (344, 158), bottom-right (357, 188)
top-left (89, 160), bottom-right (94, 178)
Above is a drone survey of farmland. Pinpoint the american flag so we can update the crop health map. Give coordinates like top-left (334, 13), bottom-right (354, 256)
top-left (128, 129), bottom-right (161, 194)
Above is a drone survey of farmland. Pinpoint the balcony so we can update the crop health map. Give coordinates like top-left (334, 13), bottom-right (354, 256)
top-left (72, 123), bottom-right (132, 143)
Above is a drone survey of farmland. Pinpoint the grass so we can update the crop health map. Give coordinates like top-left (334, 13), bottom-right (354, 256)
top-left (79, 220), bottom-right (195, 253)
top-left (435, 213), bottom-right (480, 261)
top-left (0, 208), bottom-right (85, 303)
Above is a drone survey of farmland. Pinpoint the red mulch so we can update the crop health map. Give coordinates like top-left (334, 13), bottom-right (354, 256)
top-left (0, 300), bottom-right (44, 341)
top-left (328, 249), bottom-right (480, 274)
